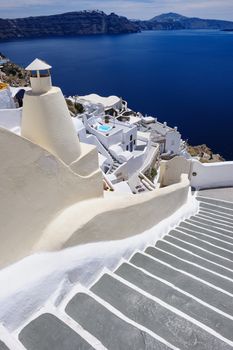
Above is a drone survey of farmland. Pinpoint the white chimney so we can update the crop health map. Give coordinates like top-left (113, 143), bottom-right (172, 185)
top-left (21, 58), bottom-right (82, 166)
top-left (25, 58), bottom-right (52, 94)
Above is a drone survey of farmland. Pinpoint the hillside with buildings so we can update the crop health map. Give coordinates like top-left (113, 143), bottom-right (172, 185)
top-left (138, 12), bottom-right (233, 30)
top-left (0, 53), bottom-right (224, 164)
top-left (0, 53), bottom-right (225, 164)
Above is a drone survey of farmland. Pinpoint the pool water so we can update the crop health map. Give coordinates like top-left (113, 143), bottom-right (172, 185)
top-left (98, 124), bottom-right (112, 132)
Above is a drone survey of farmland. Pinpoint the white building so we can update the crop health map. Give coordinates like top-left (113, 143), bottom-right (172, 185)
top-left (67, 95), bottom-right (162, 193)
top-left (141, 117), bottom-right (182, 156)
top-left (78, 93), bottom-right (123, 112)
top-left (81, 113), bottom-right (157, 184)
top-left (84, 114), bottom-right (137, 153)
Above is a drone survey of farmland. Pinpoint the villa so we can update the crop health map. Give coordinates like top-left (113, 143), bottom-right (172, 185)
top-left (0, 59), bottom-right (233, 350)
top-left (66, 93), bottom-right (187, 194)
top-left (140, 117), bottom-right (182, 157)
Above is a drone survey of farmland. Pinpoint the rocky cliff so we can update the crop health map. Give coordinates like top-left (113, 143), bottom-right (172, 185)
top-left (0, 11), bottom-right (139, 40)
top-left (188, 144), bottom-right (225, 163)
top-left (0, 53), bottom-right (29, 86)
top-left (1, 11), bottom-right (233, 40)
top-left (136, 12), bottom-right (233, 31)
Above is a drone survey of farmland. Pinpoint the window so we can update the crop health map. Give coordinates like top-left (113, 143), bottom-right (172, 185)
top-left (130, 135), bottom-right (133, 141)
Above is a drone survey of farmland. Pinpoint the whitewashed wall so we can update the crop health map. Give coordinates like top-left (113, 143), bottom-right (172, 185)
top-left (160, 156), bottom-right (233, 190)
top-left (0, 88), bottom-right (16, 109)
top-left (190, 159), bottom-right (233, 190)
top-left (165, 130), bottom-right (181, 154)
top-left (0, 128), bottom-right (103, 269)
top-left (0, 108), bottom-right (22, 132)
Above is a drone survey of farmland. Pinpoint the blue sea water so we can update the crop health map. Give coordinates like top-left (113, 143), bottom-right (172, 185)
top-left (1, 30), bottom-right (233, 159)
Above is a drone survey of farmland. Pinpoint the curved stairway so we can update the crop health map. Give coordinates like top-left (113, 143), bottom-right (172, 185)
top-left (3, 196), bottom-right (233, 350)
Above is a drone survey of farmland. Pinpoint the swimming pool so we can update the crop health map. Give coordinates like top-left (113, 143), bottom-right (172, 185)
top-left (97, 124), bottom-right (112, 133)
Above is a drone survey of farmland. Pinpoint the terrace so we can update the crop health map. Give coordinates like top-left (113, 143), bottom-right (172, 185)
top-left (93, 118), bottom-right (133, 137)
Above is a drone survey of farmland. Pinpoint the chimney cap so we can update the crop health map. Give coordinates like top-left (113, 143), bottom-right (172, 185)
top-left (26, 58), bottom-right (52, 71)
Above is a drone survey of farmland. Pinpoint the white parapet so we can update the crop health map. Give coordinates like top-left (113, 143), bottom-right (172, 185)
top-left (190, 159), bottom-right (233, 190)
top-left (0, 127), bottom-right (103, 270)
top-left (160, 156), bottom-right (233, 190)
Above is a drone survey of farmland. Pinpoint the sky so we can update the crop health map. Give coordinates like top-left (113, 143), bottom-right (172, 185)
top-left (0, 0), bottom-right (233, 21)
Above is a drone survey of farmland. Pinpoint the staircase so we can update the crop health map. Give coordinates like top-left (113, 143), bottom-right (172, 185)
top-left (107, 161), bottom-right (121, 175)
top-left (4, 196), bottom-right (233, 350)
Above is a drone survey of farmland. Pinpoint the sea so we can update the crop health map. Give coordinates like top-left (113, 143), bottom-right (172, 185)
top-left (1, 30), bottom-right (233, 159)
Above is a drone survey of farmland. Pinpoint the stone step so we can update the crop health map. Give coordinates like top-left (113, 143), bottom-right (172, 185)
top-left (19, 313), bottom-right (94, 350)
top-left (182, 220), bottom-right (233, 239)
top-left (198, 212), bottom-right (233, 227)
top-left (190, 216), bottom-right (233, 232)
top-left (0, 341), bottom-right (9, 350)
top-left (145, 247), bottom-right (233, 295)
top-left (163, 234), bottom-right (233, 271)
top-left (197, 197), bottom-right (233, 210)
top-left (180, 220), bottom-right (233, 242)
top-left (169, 229), bottom-right (233, 261)
top-left (15, 196), bottom-right (233, 349)
top-left (178, 224), bottom-right (233, 252)
top-left (130, 252), bottom-right (233, 317)
top-left (200, 207), bottom-right (233, 221)
top-left (200, 203), bottom-right (233, 217)
top-left (156, 239), bottom-right (233, 280)
top-left (115, 262), bottom-right (233, 342)
top-left (91, 273), bottom-right (232, 350)
top-left (65, 292), bottom-right (170, 350)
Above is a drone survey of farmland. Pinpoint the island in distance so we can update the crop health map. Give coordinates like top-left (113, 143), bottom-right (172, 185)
top-left (0, 11), bottom-right (233, 40)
